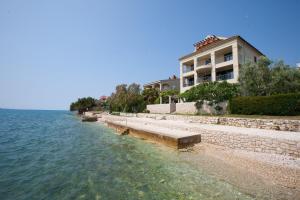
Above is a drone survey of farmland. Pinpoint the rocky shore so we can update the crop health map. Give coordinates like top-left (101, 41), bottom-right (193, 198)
top-left (86, 112), bottom-right (300, 197)
top-left (182, 143), bottom-right (300, 199)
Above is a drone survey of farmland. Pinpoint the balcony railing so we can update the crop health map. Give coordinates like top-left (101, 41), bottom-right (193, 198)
top-left (224, 53), bottom-right (233, 62)
top-left (183, 81), bottom-right (194, 87)
top-left (162, 86), bottom-right (170, 91)
top-left (197, 63), bottom-right (212, 68)
top-left (216, 72), bottom-right (234, 81)
top-left (197, 76), bottom-right (211, 83)
top-left (182, 66), bottom-right (194, 73)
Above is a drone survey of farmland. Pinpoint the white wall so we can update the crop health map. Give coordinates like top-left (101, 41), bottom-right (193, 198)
top-left (147, 103), bottom-right (176, 114)
top-left (176, 101), bottom-right (228, 115)
top-left (175, 102), bottom-right (198, 114)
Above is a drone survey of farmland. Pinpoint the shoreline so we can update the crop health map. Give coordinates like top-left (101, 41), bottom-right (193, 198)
top-left (95, 112), bottom-right (300, 198)
top-left (100, 114), bottom-right (300, 157)
top-left (183, 143), bottom-right (300, 199)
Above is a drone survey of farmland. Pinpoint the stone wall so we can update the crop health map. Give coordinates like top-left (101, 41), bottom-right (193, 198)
top-left (146, 103), bottom-right (176, 114)
top-left (175, 101), bottom-right (228, 115)
top-left (135, 113), bottom-right (300, 132)
top-left (103, 114), bottom-right (300, 158)
top-left (175, 102), bottom-right (197, 114)
top-left (218, 118), bottom-right (300, 132)
top-left (199, 129), bottom-right (300, 157)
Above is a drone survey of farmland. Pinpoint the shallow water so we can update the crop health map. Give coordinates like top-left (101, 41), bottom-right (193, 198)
top-left (0, 109), bottom-right (287, 199)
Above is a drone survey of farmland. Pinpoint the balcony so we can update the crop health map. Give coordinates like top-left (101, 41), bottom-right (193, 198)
top-left (183, 75), bottom-right (194, 87)
top-left (182, 59), bottom-right (195, 74)
top-left (215, 46), bottom-right (234, 68)
top-left (197, 75), bottom-right (211, 83)
top-left (196, 63), bottom-right (212, 69)
top-left (196, 54), bottom-right (212, 69)
top-left (216, 71), bottom-right (234, 81)
top-left (183, 81), bottom-right (194, 87)
top-left (182, 65), bottom-right (194, 73)
top-left (224, 52), bottom-right (233, 62)
top-left (215, 60), bottom-right (234, 68)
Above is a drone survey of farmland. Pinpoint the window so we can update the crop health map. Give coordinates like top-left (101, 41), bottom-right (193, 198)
top-left (183, 77), bottom-right (194, 87)
top-left (254, 56), bottom-right (257, 63)
top-left (216, 69), bottom-right (234, 81)
top-left (183, 65), bottom-right (194, 73)
top-left (224, 52), bottom-right (233, 62)
top-left (205, 58), bottom-right (211, 65)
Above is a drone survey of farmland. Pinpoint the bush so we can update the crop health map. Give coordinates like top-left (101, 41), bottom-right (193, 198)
top-left (180, 82), bottom-right (239, 103)
top-left (229, 93), bottom-right (300, 115)
top-left (142, 88), bottom-right (159, 105)
top-left (108, 83), bottom-right (145, 113)
top-left (111, 112), bottom-right (120, 116)
top-left (70, 97), bottom-right (97, 114)
top-left (239, 56), bottom-right (300, 96)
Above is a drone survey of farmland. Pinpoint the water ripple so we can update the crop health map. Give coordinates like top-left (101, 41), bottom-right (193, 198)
top-left (0, 109), bottom-right (281, 200)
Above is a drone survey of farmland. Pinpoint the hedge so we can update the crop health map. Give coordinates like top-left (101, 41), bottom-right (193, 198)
top-left (229, 93), bottom-right (300, 116)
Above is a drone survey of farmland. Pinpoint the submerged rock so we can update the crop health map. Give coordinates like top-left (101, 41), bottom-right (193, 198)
top-left (159, 179), bottom-right (165, 183)
top-left (81, 116), bottom-right (97, 122)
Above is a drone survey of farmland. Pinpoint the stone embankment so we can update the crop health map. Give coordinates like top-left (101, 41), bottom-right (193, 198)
top-left (120, 113), bottom-right (300, 132)
top-left (102, 114), bottom-right (300, 158)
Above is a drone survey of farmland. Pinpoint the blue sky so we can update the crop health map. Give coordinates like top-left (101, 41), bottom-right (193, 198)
top-left (0, 0), bottom-right (299, 110)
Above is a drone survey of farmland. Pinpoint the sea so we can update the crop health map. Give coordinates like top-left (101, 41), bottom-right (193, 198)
top-left (0, 109), bottom-right (292, 200)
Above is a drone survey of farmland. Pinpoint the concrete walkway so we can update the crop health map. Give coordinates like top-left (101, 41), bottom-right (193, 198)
top-left (102, 115), bottom-right (300, 157)
top-left (104, 115), bottom-right (300, 140)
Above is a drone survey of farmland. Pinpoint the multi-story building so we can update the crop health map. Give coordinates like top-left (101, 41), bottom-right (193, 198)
top-left (143, 75), bottom-right (180, 91)
top-left (179, 35), bottom-right (264, 93)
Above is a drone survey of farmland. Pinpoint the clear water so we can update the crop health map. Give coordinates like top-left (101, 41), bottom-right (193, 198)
top-left (0, 109), bottom-right (271, 199)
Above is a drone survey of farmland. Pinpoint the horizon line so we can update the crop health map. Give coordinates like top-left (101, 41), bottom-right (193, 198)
top-left (0, 107), bottom-right (68, 111)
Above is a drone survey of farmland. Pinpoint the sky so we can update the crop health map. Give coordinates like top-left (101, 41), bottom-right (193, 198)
top-left (0, 0), bottom-right (299, 110)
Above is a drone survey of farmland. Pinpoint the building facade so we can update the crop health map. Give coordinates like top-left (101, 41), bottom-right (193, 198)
top-left (143, 75), bottom-right (180, 92)
top-left (179, 35), bottom-right (263, 93)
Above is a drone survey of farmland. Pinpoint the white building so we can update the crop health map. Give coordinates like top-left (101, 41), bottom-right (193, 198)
top-left (179, 35), bottom-right (264, 93)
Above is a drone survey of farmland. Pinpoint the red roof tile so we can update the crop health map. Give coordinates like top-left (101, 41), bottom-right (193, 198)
top-left (193, 35), bottom-right (222, 51)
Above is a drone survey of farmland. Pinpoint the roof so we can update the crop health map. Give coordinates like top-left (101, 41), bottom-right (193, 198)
top-left (99, 96), bottom-right (108, 100)
top-left (193, 35), bottom-right (225, 51)
top-left (179, 35), bottom-right (264, 61)
top-left (143, 78), bottom-right (179, 87)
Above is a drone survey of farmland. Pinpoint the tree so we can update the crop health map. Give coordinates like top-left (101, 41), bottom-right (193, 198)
top-left (269, 61), bottom-right (300, 94)
top-left (239, 56), bottom-right (300, 96)
top-left (126, 83), bottom-right (145, 112)
top-left (160, 89), bottom-right (179, 103)
top-left (179, 81), bottom-right (239, 114)
top-left (107, 83), bottom-right (145, 113)
top-left (239, 56), bottom-right (272, 96)
top-left (142, 88), bottom-right (159, 105)
top-left (69, 97), bottom-right (97, 114)
top-left (179, 81), bottom-right (239, 103)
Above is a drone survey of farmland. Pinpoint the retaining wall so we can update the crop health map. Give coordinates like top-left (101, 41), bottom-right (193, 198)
top-left (198, 129), bottom-right (300, 157)
top-left (146, 103), bottom-right (176, 114)
top-left (133, 113), bottom-right (300, 132)
top-left (103, 114), bottom-right (300, 158)
top-left (175, 101), bottom-right (228, 115)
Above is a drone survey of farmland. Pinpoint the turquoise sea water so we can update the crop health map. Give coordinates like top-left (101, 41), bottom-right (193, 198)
top-left (0, 109), bottom-right (275, 199)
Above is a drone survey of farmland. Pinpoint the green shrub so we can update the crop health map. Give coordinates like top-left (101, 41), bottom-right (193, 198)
top-left (229, 93), bottom-right (300, 115)
top-left (111, 112), bottom-right (120, 116)
top-left (154, 97), bottom-right (160, 104)
top-left (180, 82), bottom-right (239, 103)
top-left (70, 97), bottom-right (97, 113)
top-left (142, 88), bottom-right (159, 105)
